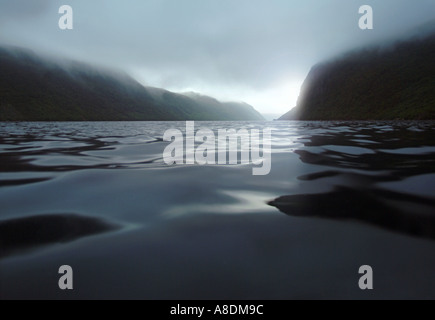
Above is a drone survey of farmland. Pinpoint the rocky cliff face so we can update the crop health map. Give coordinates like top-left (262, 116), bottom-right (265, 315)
top-left (280, 32), bottom-right (435, 120)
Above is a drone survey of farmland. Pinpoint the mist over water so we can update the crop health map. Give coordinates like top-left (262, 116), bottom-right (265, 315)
top-left (1, 121), bottom-right (435, 299)
top-left (2, 0), bottom-right (435, 113)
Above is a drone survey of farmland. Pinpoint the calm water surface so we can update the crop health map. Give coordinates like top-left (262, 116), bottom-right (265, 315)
top-left (0, 121), bottom-right (434, 299)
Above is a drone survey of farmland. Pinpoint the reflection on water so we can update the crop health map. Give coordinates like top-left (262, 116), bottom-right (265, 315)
top-left (0, 214), bottom-right (120, 258)
top-left (270, 186), bottom-right (435, 240)
top-left (1, 120), bottom-right (434, 245)
top-left (1, 121), bottom-right (435, 299)
top-left (269, 121), bottom-right (435, 241)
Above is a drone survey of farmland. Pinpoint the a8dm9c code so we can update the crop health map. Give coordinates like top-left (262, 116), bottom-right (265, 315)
top-left (214, 305), bottom-right (263, 315)
top-left (170, 304), bottom-right (264, 317)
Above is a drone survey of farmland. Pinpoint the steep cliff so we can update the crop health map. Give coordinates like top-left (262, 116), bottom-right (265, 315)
top-left (280, 32), bottom-right (435, 120)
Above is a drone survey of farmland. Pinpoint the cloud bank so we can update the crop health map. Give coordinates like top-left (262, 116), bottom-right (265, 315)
top-left (1, 0), bottom-right (434, 113)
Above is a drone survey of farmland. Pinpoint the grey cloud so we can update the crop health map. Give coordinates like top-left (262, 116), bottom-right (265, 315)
top-left (0, 0), bottom-right (54, 18)
top-left (0, 0), bottom-right (434, 113)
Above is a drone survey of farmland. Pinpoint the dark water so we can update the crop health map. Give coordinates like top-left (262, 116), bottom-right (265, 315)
top-left (0, 121), bottom-right (434, 299)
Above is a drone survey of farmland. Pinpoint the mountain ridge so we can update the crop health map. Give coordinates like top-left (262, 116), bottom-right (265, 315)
top-left (280, 31), bottom-right (435, 120)
top-left (0, 46), bottom-right (264, 121)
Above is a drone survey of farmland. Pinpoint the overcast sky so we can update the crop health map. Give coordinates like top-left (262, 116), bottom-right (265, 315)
top-left (0, 0), bottom-right (434, 114)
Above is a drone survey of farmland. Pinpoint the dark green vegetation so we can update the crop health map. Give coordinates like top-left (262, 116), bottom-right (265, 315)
top-left (280, 32), bottom-right (435, 120)
top-left (0, 47), bottom-right (264, 121)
